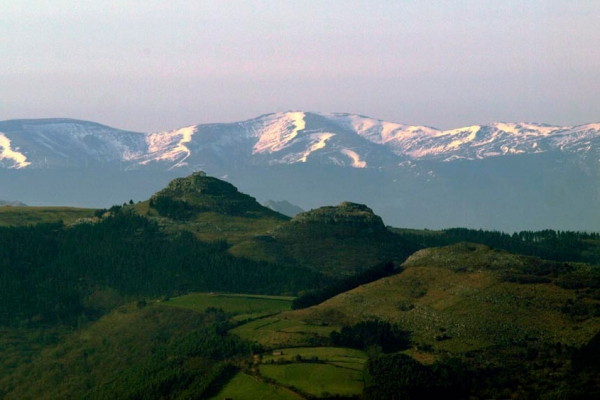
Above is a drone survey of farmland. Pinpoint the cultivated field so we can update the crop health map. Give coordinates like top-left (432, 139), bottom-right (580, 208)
top-left (159, 292), bottom-right (294, 321)
top-left (209, 372), bottom-right (301, 400)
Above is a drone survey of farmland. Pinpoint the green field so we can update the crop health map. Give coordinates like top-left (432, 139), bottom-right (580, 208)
top-left (159, 293), bottom-right (294, 320)
top-left (209, 372), bottom-right (301, 400)
top-left (232, 318), bottom-right (336, 348)
top-left (0, 206), bottom-right (96, 226)
top-left (263, 347), bottom-right (367, 371)
top-left (260, 362), bottom-right (364, 398)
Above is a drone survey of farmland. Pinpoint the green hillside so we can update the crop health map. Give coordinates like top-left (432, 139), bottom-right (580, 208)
top-left (1, 304), bottom-right (255, 400)
top-left (1, 173), bottom-right (599, 399)
top-left (230, 202), bottom-right (421, 276)
top-left (289, 243), bottom-right (600, 347)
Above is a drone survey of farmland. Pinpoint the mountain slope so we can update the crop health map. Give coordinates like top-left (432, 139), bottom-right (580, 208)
top-left (229, 201), bottom-right (421, 276)
top-left (287, 243), bottom-right (600, 349)
top-left (2, 113), bottom-right (599, 170)
top-left (2, 112), bottom-right (599, 231)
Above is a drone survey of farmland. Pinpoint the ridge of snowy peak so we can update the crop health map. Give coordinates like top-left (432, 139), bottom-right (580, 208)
top-left (27, 121), bottom-right (144, 157)
top-left (319, 112), bottom-right (441, 143)
top-left (489, 122), bottom-right (561, 136)
top-left (0, 119), bottom-right (148, 168)
top-left (249, 112), bottom-right (361, 166)
top-left (252, 111), bottom-right (307, 154)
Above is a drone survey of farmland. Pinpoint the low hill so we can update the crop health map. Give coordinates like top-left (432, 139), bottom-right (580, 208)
top-left (229, 202), bottom-right (421, 276)
top-left (287, 243), bottom-right (600, 350)
top-left (133, 172), bottom-right (289, 243)
top-left (136, 173), bottom-right (421, 276)
top-left (149, 172), bottom-right (286, 220)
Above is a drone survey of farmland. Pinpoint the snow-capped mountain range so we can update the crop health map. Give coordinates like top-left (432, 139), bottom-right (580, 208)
top-left (2, 112), bottom-right (599, 231)
top-left (1, 112), bottom-right (599, 170)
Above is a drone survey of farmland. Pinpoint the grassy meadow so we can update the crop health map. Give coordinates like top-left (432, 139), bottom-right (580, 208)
top-left (159, 292), bottom-right (294, 321)
top-left (209, 372), bottom-right (301, 400)
top-left (260, 362), bottom-right (364, 398)
top-left (232, 317), bottom-right (336, 348)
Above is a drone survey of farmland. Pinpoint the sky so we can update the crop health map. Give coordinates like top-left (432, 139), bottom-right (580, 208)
top-left (1, 0), bottom-right (599, 132)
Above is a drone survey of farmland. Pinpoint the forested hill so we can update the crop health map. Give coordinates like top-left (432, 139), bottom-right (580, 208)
top-left (0, 211), bottom-right (328, 326)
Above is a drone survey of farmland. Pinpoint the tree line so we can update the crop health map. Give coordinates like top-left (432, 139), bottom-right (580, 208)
top-left (395, 227), bottom-right (600, 264)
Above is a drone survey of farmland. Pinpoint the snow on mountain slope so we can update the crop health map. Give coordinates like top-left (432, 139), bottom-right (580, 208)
top-left (252, 111), bottom-right (307, 154)
top-left (0, 119), bottom-right (147, 169)
top-left (317, 113), bottom-right (600, 162)
top-left (0, 113), bottom-right (598, 170)
top-left (0, 133), bottom-right (31, 168)
top-left (139, 126), bottom-right (197, 170)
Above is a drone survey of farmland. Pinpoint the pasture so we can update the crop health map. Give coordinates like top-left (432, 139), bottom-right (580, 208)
top-left (260, 362), bottom-right (364, 398)
top-left (232, 318), bottom-right (336, 348)
top-left (159, 292), bottom-right (294, 320)
top-left (209, 372), bottom-right (300, 400)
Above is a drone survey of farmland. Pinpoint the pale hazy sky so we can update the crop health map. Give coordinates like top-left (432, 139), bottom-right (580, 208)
top-left (1, 1), bottom-right (599, 132)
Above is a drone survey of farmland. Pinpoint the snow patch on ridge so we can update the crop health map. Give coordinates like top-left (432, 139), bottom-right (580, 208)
top-left (0, 133), bottom-right (30, 168)
top-left (299, 133), bottom-right (335, 162)
top-left (143, 126), bottom-right (196, 169)
top-left (253, 112), bottom-right (306, 154)
top-left (340, 148), bottom-right (367, 168)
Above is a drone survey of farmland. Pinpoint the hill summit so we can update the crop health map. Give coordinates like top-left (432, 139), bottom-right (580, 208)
top-left (291, 202), bottom-right (386, 231)
top-left (149, 172), bottom-right (285, 219)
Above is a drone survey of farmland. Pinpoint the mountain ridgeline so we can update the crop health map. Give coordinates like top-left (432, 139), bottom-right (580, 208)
top-left (1, 112), bottom-right (599, 231)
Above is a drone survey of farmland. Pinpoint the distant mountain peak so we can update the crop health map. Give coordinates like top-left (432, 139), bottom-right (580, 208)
top-left (263, 200), bottom-right (304, 217)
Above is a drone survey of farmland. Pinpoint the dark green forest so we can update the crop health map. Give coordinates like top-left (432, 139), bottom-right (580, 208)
top-left (394, 227), bottom-right (600, 265)
top-left (0, 210), bottom-right (328, 326)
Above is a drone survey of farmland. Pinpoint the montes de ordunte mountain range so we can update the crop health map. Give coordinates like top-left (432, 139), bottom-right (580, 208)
top-left (1, 112), bottom-right (599, 231)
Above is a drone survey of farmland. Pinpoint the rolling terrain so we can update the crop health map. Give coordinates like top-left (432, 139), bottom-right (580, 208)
top-left (0, 173), bottom-right (599, 398)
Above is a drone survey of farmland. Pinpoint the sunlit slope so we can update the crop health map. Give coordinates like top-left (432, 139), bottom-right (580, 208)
top-left (0, 304), bottom-right (250, 400)
top-left (287, 243), bottom-right (600, 352)
top-left (0, 206), bottom-right (95, 227)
